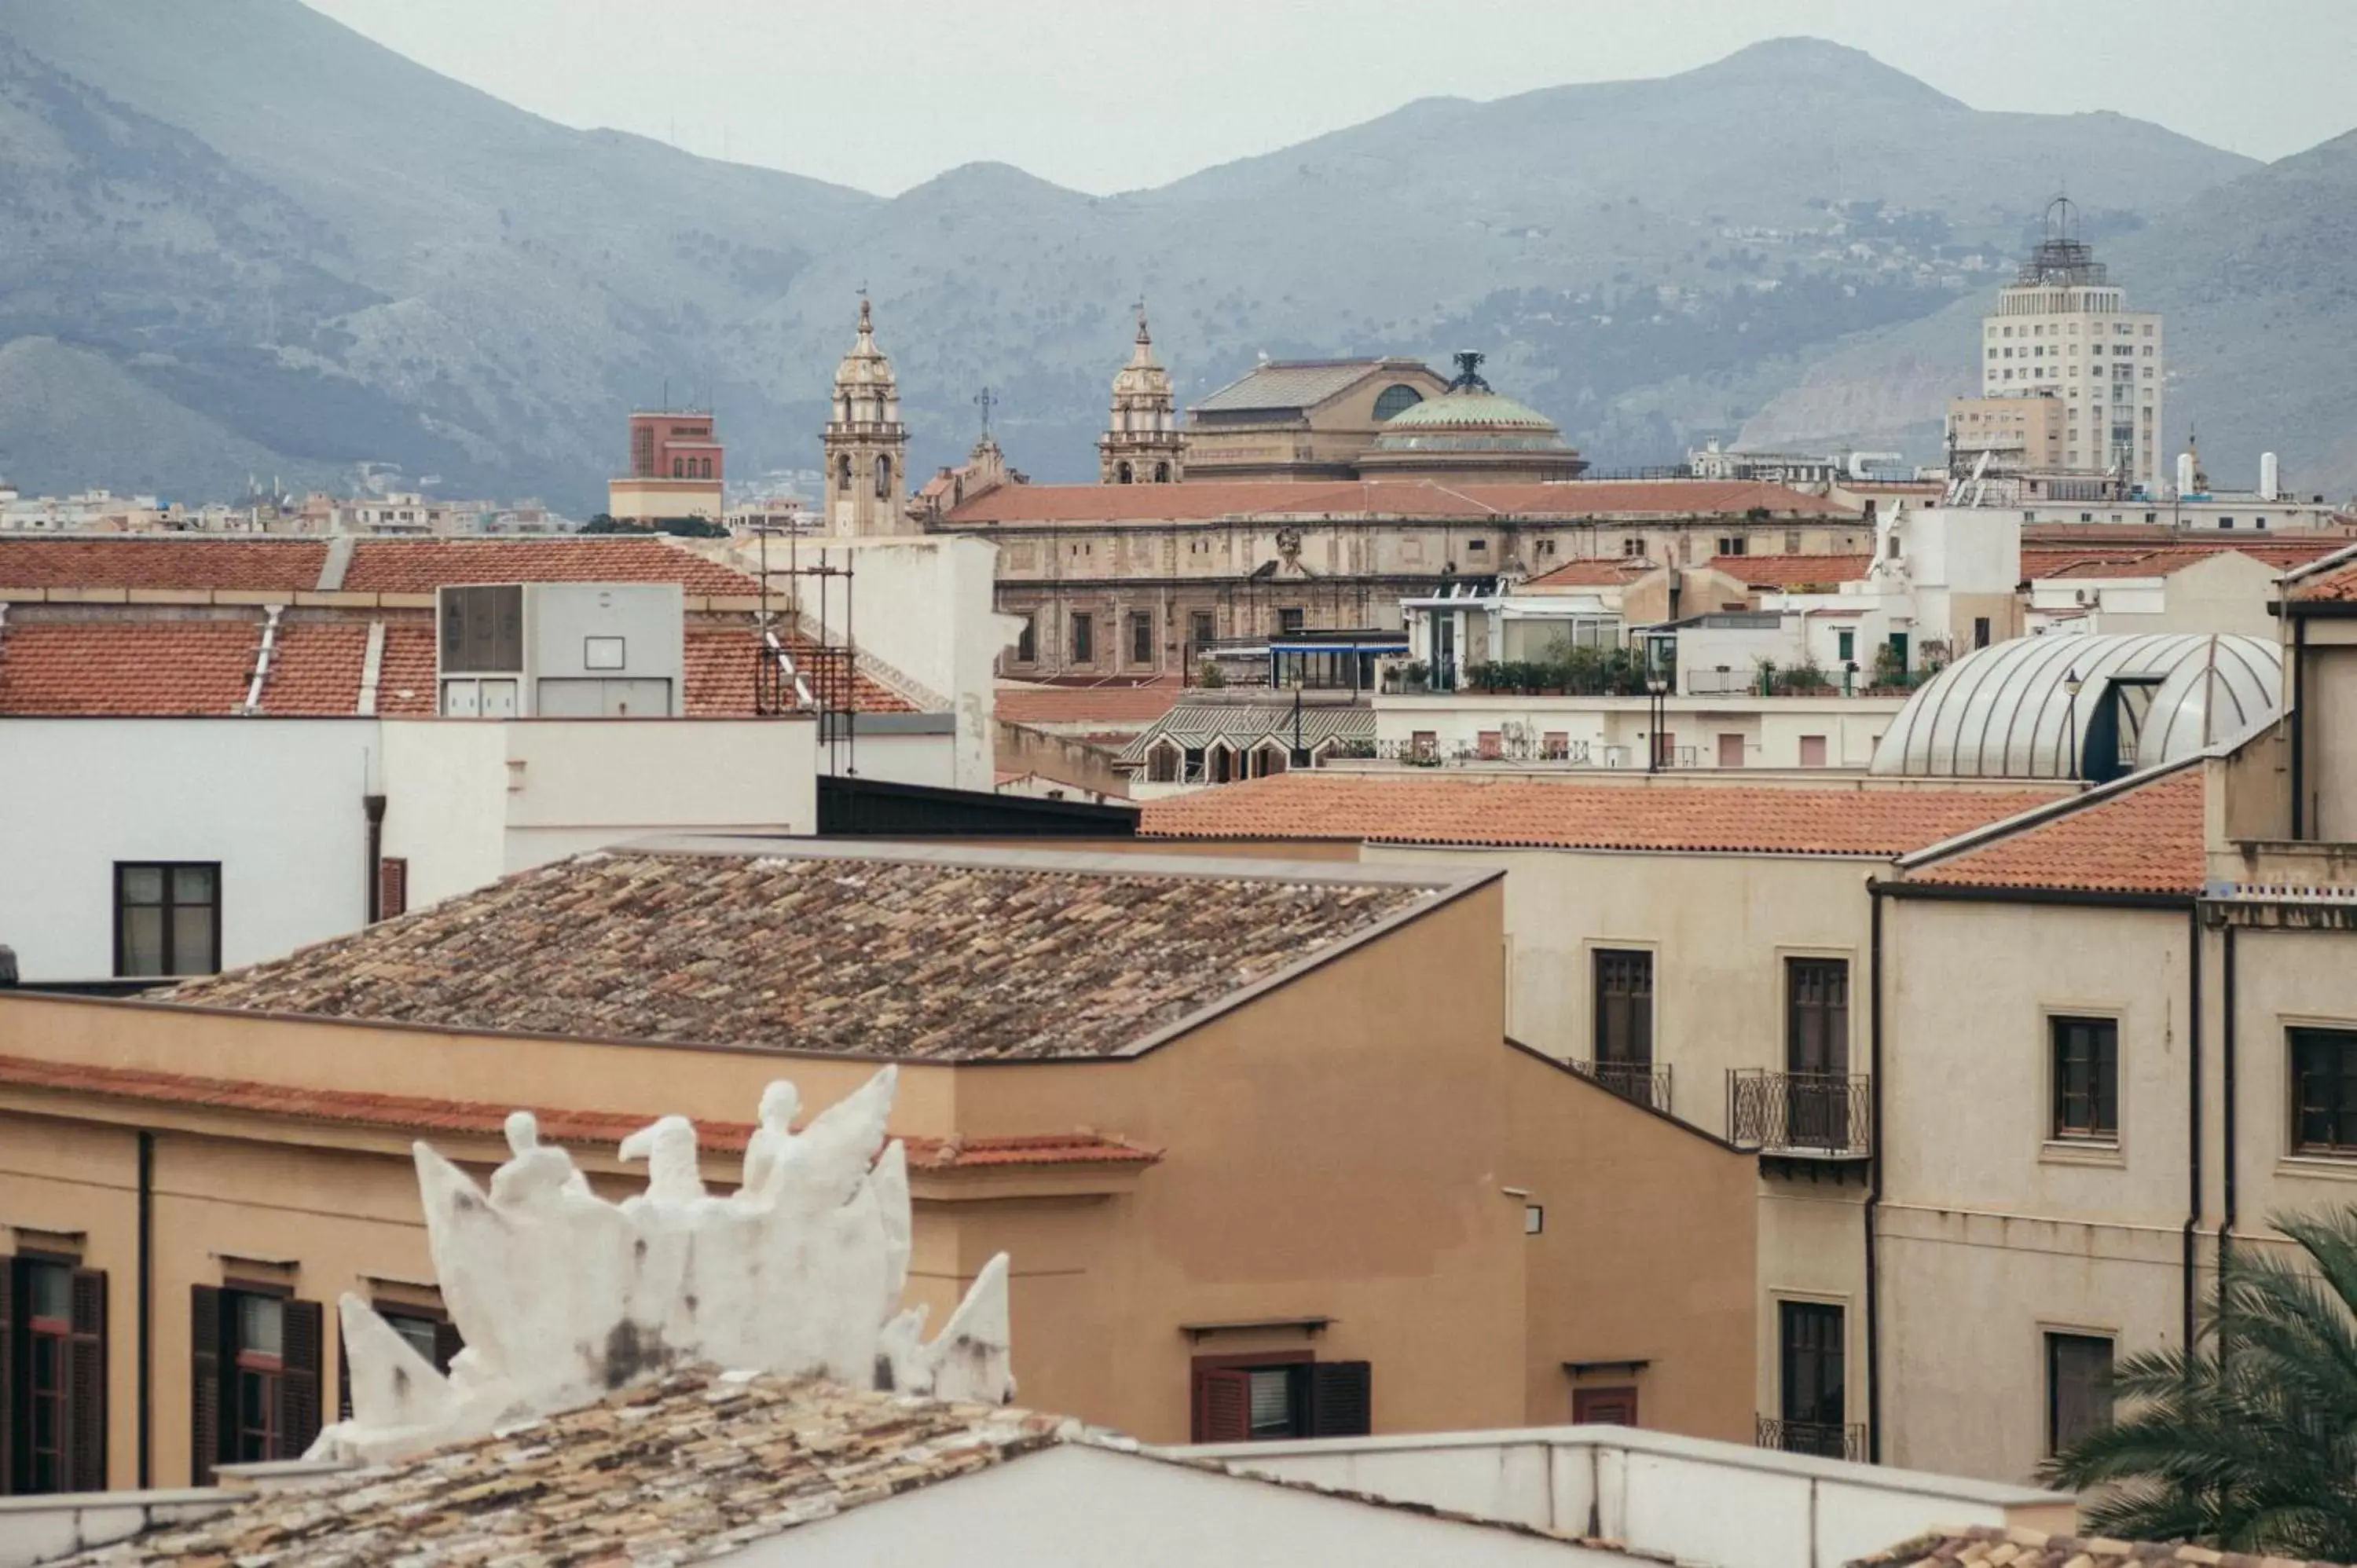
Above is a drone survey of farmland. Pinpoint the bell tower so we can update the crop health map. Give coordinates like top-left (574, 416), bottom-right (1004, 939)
top-left (823, 295), bottom-right (911, 536)
top-left (1098, 306), bottom-right (1184, 485)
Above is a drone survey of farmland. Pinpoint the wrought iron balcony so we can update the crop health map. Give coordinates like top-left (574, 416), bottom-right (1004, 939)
top-left (1727, 1070), bottom-right (1871, 1158)
top-left (1755, 1416), bottom-right (1864, 1462)
top-left (1571, 1059), bottom-right (1673, 1115)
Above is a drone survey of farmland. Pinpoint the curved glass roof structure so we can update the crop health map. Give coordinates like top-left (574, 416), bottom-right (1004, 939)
top-left (1870, 632), bottom-right (2280, 781)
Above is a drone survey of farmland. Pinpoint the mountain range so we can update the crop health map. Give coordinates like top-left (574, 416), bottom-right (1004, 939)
top-left (0, 2), bottom-right (2348, 511)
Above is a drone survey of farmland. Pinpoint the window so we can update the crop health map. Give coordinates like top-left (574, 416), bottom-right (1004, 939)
top-left (1798, 735), bottom-right (1827, 768)
top-left (1372, 383), bottom-right (1424, 421)
top-left (2047, 1333), bottom-right (2113, 1454)
top-left (1115, 460), bottom-right (1133, 485)
top-left (2291, 1028), bottom-right (2357, 1156)
top-left (2051, 1017), bottom-right (2119, 1141)
top-left (874, 456), bottom-right (893, 499)
top-left (1974, 616), bottom-right (1992, 650)
top-left (1189, 611), bottom-right (1215, 652)
top-left (1146, 742), bottom-right (1179, 784)
top-left (1014, 614), bottom-right (1036, 665)
top-left (1717, 733), bottom-right (1745, 768)
top-left (1835, 629), bottom-right (1855, 664)
top-left (1717, 536), bottom-right (1747, 556)
top-left (1190, 1356), bottom-right (1371, 1443)
top-left (376, 857), bottom-right (409, 923)
top-left (339, 1305), bottom-right (460, 1420)
top-left (1776, 1302), bottom-right (1846, 1456)
top-left (836, 455), bottom-right (851, 493)
top-left (671, 456), bottom-right (684, 478)
top-left (1784, 530), bottom-right (1802, 553)
top-left (1278, 606), bottom-right (1305, 635)
top-left (1477, 730), bottom-right (1502, 760)
top-left (1070, 613), bottom-right (1094, 665)
top-left (1593, 950), bottom-right (1654, 1069)
top-left (190, 1286), bottom-right (322, 1482)
top-left (1154, 461), bottom-right (1171, 482)
top-left (1622, 537), bottom-right (1645, 558)
top-left (3, 1256), bottom-right (108, 1493)
top-left (1573, 1385), bottom-right (1638, 1425)
top-left (115, 863), bottom-right (221, 978)
top-left (1129, 612), bottom-right (1153, 667)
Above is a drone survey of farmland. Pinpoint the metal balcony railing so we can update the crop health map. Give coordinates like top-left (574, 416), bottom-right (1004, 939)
top-left (1727, 1070), bottom-right (1871, 1156)
top-left (1755, 1416), bottom-right (1864, 1462)
top-left (1571, 1060), bottom-right (1673, 1115)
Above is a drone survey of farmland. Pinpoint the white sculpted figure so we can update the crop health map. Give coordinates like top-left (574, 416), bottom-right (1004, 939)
top-left (310, 1067), bottom-right (1015, 1462)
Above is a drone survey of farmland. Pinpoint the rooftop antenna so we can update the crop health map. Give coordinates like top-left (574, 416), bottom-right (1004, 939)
top-left (973, 385), bottom-right (996, 442)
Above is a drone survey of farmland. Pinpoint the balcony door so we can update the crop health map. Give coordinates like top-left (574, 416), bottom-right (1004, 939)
top-left (1785, 958), bottom-right (1850, 1149)
top-left (1777, 1301), bottom-right (1846, 1457)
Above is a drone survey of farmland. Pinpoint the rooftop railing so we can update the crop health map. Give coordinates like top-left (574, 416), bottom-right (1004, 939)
top-left (1569, 1060), bottom-right (1673, 1116)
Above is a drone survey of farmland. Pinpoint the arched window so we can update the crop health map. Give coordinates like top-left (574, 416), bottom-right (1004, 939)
top-left (1116, 461), bottom-right (1133, 485)
top-left (698, 457), bottom-right (712, 478)
top-left (874, 456), bottom-right (893, 499)
top-left (1147, 741), bottom-right (1180, 783)
top-left (672, 457), bottom-right (684, 478)
top-left (838, 456), bottom-right (852, 493)
top-left (1373, 383), bottom-right (1425, 421)
top-left (1154, 461), bottom-right (1171, 483)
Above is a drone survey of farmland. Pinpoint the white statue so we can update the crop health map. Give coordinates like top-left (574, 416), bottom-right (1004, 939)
top-left (310, 1067), bottom-right (1016, 1463)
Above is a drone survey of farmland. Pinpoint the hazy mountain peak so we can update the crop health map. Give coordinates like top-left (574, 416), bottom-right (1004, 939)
top-left (1679, 36), bottom-right (1967, 108)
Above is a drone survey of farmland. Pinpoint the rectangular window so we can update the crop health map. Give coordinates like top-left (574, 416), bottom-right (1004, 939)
top-left (1777, 1302), bottom-right (1846, 1455)
top-left (1014, 614), bottom-right (1036, 665)
top-left (1189, 610), bottom-right (1215, 653)
top-left (115, 862), bottom-right (221, 978)
top-left (1974, 616), bottom-right (1992, 650)
top-left (190, 1286), bottom-right (322, 1483)
top-left (1129, 611), bottom-right (1153, 667)
top-left (2291, 1028), bottom-right (2357, 1156)
top-left (2051, 1017), bottom-right (2120, 1141)
top-left (1190, 1357), bottom-right (1371, 1443)
top-left (1593, 949), bottom-right (1654, 1068)
top-left (1070, 613), bottom-right (1094, 665)
top-left (1717, 733), bottom-right (1745, 769)
top-left (1835, 629), bottom-right (1854, 664)
top-left (3, 1257), bottom-right (108, 1494)
top-left (1798, 735), bottom-right (1828, 768)
top-left (1278, 606), bottom-right (1306, 635)
top-left (2047, 1333), bottom-right (2113, 1454)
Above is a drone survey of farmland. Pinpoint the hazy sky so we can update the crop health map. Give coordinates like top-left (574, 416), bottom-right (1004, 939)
top-left (304, 0), bottom-right (2357, 197)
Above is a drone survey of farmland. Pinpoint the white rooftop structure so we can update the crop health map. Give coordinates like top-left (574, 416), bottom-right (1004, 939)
top-left (1871, 632), bottom-right (2279, 782)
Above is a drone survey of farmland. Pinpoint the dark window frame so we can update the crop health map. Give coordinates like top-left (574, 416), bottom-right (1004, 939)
top-left (1070, 613), bottom-right (1094, 665)
top-left (1593, 948), bottom-right (1655, 1069)
top-left (1014, 614), bottom-right (1036, 665)
top-left (1189, 1352), bottom-right (1370, 1443)
top-left (2290, 1027), bottom-right (2357, 1157)
top-left (2051, 1015), bottom-right (2121, 1142)
top-left (1777, 1299), bottom-right (1845, 1430)
top-left (2045, 1332), bottom-right (2113, 1454)
top-left (1130, 611), bottom-right (1154, 667)
top-left (113, 861), bottom-right (222, 980)
top-left (3, 1251), bottom-right (107, 1495)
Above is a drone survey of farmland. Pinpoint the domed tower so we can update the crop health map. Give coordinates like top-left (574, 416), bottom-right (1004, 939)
top-left (823, 296), bottom-right (911, 537)
top-left (1098, 306), bottom-right (1184, 485)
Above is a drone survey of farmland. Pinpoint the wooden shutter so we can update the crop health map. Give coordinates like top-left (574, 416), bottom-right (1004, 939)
top-left (189, 1285), bottom-right (221, 1484)
top-left (433, 1320), bottom-right (464, 1376)
top-left (377, 858), bottom-right (409, 921)
top-left (1307, 1361), bottom-right (1373, 1438)
top-left (68, 1269), bottom-right (107, 1491)
top-left (1193, 1367), bottom-right (1251, 1444)
top-left (0, 1261), bottom-right (14, 1495)
top-left (279, 1299), bottom-right (324, 1459)
top-left (1573, 1385), bottom-right (1638, 1426)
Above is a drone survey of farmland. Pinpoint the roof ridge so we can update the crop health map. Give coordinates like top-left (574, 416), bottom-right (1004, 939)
top-left (1897, 755), bottom-right (2205, 874)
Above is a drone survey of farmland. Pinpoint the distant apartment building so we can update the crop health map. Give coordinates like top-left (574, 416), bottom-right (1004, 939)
top-left (607, 408), bottom-right (725, 524)
top-left (1964, 200), bottom-right (2163, 489)
top-left (1945, 395), bottom-right (2066, 472)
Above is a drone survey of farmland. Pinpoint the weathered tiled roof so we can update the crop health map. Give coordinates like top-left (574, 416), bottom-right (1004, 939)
top-left (0, 537), bottom-right (328, 592)
top-left (0, 621), bottom-right (262, 714)
top-left (163, 845), bottom-right (1448, 1060)
top-left (1117, 700), bottom-right (1373, 763)
top-left (1714, 553), bottom-right (1874, 591)
top-left (0, 1053), bottom-right (1159, 1170)
top-left (339, 537), bottom-right (759, 595)
top-left (996, 677), bottom-right (1185, 727)
top-left (2282, 541), bottom-right (2357, 604)
top-left (54, 1369), bottom-right (1070, 1566)
top-left (1138, 773), bottom-right (2055, 857)
top-left (1901, 765), bottom-right (2206, 896)
top-left (1520, 558), bottom-right (1655, 589)
top-left (1192, 358), bottom-right (1413, 414)
top-left (1852, 1522), bottom-right (2352, 1568)
top-left (942, 478), bottom-right (1853, 526)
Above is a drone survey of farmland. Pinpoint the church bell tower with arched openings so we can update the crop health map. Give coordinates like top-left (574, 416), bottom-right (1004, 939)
top-left (1098, 306), bottom-right (1184, 485)
top-left (823, 295), bottom-right (911, 536)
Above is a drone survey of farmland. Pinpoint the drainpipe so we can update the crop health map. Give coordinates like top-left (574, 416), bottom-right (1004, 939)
top-left (2183, 907), bottom-right (2203, 1360)
top-left (1864, 881), bottom-right (1885, 1464)
top-left (2290, 617), bottom-right (2308, 840)
top-left (137, 1129), bottom-right (154, 1488)
top-left (2220, 924), bottom-right (2238, 1354)
top-left (363, 794), bottom-right (388, 924)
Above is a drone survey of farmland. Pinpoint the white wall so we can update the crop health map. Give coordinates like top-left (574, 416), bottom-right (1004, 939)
top-left (0, 719), bottom-right (379, 982)
top-left (1374, 693), bottom-right (1903, 770)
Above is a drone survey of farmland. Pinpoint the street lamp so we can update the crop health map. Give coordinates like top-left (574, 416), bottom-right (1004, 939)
top-left (2064, 667), bottom-right (2083, 782)
top-left (1646, 672), bottom-right (1670, 774)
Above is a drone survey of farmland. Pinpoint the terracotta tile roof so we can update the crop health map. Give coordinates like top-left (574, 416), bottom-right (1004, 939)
top-left (339, 537), bottom-right (761, 595)
top-left (942, 478), bottom-right (1852, 526)
top-left (2025, 540), bottom-right (2344, 581)
top-left (996, 677), bottom-right (1185, 727)
top-left (683, 626), bottom-right (915, 715)
top-left (1138, 773), bottom-right (2055, 856)
top-left (374, 621), bottom-right (438, 714)
top-left (0, 621), bottom-right (258, 714)
top-left (0, 1053), bottom-right (1157, 1171)
top-left (1851, 1522), bottom-right (2350, 1568)
top-left (2283, 543), bottom-right (2357, 603)
top-left (258, 621), bottom-right (368, 713)
top-left (1520, 558), bottom-right (1655, 589)
top-left (1710, 553), bottom-right (1873, 590)
top-left (54, 1369), bottom-right (1072, 1566)
top-left (1903, 766), bottom-right (2205, 896)
top-left (0, 537), bottom-right (327, 592)
top-left (163, 845), bottom-right (1440, 1060)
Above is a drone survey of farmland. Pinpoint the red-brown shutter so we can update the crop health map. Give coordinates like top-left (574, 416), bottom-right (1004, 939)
top-left (1307, 1361), bottom-right (1373, 1438)
top-left (0, 1261), bottom-right (15, 1495)
top-left (377, 859), bottom-right (409, 921)
top-left (432, 1319), bottom-right (464, 1376)
top-left (68, 1269), bottom-right (108, 1491)
top-left (1193, 1367), bottom-right (1251, 1444)
top-left (189, 1285), bottom-right (221, 1484)
top-left (1573, 1385), bottom-right (1639, 1426)
top-left (278, 1299), bottom-right (324, 1459)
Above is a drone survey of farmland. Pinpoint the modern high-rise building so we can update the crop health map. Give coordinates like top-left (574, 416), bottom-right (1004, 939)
top-left (1967, 199), bottom-right (2164, 491)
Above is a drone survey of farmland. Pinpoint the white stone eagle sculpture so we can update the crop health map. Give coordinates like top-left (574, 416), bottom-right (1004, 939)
top-left (310, 1066), bottom-right (1014, 1462)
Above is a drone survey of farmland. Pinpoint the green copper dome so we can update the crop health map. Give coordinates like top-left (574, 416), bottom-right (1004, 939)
top-left (1374, 387), bottom-right (1570, 452)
